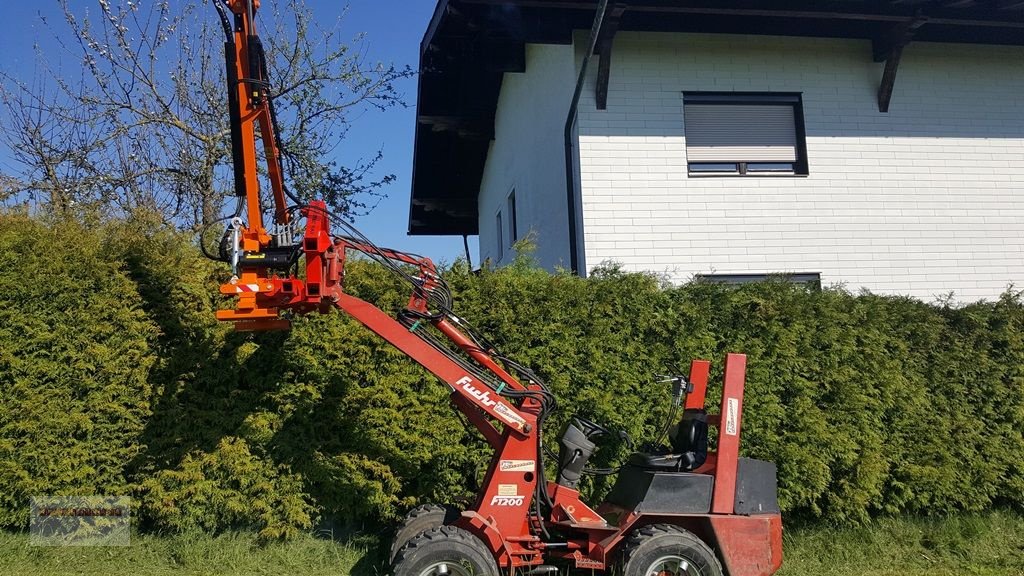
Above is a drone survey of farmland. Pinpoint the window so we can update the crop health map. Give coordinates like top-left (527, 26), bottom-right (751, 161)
top-left (495, 211), bottom-right (504, 259)
top-left (695, 272), bottom-right (821, 289)
top-left (683, 93), bottom-right (808, 176)
top-left (507, 189), bottom-right (518, 245)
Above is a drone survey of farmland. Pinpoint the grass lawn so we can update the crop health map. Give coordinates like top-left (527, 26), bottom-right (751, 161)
top-left (1, 511), bottom-right (1022, 575)
top-left (779, 510), bottom-right (1024, 576)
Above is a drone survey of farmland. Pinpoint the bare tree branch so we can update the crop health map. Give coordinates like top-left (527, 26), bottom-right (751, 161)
top-left (0, 0), bottom-right (413, 228)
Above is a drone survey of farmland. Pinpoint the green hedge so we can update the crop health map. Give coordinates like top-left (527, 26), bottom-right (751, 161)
top-left (0, 214), bottom-right (156, 527)
top-left (0, 212), bottom-right (1021, 538)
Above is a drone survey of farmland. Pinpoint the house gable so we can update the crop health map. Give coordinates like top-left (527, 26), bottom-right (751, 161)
top-left (410, 0), bottom-right (1024, 237)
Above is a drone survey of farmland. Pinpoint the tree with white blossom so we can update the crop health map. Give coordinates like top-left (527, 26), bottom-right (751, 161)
top-left (0, 0), bottom-right (411, 227)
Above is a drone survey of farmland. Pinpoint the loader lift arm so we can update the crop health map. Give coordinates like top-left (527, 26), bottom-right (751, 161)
top-left (209, 0), bottom-right (561, 566)
top-left (207, 2), bottom-right (782, 574)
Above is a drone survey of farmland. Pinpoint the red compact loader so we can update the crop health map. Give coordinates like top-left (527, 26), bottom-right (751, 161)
top-left (203, 2), bottom-right (783, 575)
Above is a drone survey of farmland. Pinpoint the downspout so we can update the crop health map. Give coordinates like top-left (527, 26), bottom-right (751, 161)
top-left (564, 0), bottom-right (611, 275)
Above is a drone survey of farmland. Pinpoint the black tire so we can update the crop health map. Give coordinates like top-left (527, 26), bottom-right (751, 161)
top-left (391, 525), bottom-right (498, 576)
top-left (618, 524), bottom-right (723, 576)
top-left (389, 504), bottom-right (462, 565)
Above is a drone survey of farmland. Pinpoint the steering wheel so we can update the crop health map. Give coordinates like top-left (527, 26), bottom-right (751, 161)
top-left (573, 415), bottom-right (635, 449)
top-left (572, 416), bottom-right (611, 440)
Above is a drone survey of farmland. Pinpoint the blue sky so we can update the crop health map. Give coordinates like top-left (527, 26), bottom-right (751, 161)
top-left (0, 0), bottom-right (474, 265)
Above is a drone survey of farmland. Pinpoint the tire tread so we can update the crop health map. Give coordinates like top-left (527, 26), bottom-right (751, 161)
top-left (392, 525), bottom-right (497, 576)
top-left (388, 504), bottom-right (460, 564)
top-left (618, 523), bottom-right (722, 576)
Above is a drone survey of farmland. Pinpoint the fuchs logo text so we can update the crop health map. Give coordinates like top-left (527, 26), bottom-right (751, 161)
top-left (457, 376), bottom-right (497, 408)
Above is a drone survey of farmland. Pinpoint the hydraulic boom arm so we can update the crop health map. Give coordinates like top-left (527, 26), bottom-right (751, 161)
top-left (205, 5), bottom-right (781, 575)
top-left (209, 2), bottom-right (560, 564)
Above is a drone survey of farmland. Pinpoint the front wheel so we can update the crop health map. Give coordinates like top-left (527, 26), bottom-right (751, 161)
top-left (390, 525), bottom-right (498, 576)
top-left (618, 524), bottom-right (723, 576)
top-left (389, 504), bottom-right (461, 564)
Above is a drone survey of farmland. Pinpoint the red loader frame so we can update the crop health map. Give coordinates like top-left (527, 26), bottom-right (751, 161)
top-left (207, 2), bottom-right (782, 574)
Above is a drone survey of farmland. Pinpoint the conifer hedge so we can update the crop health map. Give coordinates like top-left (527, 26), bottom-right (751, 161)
top-left (0, 212), bottom-right (1021, 538)
top-left (0, 214), bottom-right (156, 527)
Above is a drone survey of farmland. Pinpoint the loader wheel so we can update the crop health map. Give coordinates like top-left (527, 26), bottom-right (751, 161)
top-left (389, 504), bottom-right (461, 564)
top-left (391, 525), bottom-right (498, 576)
top-left (618, 524), bottom-right (722, 576)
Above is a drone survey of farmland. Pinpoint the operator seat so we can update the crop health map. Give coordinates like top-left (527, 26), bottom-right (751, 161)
top-left (604, 408), bottom-right (714, 515)
top-left (631, 408), bottom-right (709, 472)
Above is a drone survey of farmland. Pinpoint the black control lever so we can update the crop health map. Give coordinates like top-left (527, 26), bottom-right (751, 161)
top-left (655, 369), bottom-right (692, 407)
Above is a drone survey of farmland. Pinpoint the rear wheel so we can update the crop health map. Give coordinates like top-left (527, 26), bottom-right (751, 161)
top-left (389, 504), bottom-right (461, 565)
top-left (618, 524), bottom-right (723, 576)
top-left (391, 525), bottom-right (498, 576)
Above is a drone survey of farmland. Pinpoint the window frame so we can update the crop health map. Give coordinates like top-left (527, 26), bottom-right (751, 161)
top-left (682, 92), bottom-right (809, 177)
top-left (695, 272), bottom-right (821, 289)
top-left (495, 210), bottom-right (504, 261)
top-left (507, 188), bottom-right (518, 245)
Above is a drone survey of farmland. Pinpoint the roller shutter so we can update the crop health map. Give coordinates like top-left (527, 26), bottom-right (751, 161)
top-left (684, 104), bottom-right (798, 163)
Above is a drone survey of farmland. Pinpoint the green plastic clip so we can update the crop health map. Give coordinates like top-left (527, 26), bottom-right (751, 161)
top-left (496, 382), bottom-right (506, 394)
top-left (409, 320), bottom-right (423, 332)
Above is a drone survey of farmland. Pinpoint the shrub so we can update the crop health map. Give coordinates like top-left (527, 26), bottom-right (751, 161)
top-left (0, 213), bottom-right (156, 527)
top-left (1, 211), bottom-right (1022, 534)
top-left (137, 437), bottom-right (313, 541)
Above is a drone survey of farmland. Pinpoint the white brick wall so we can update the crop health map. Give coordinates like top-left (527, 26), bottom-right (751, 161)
top-left (575, 33), bottom-right (1024, 302)
top-left (478, 44), bottom-right (576, 269)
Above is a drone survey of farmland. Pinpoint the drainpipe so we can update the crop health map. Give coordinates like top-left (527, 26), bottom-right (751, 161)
top-left (564, 0), bottom-right (611, 275)
top-left (463, 234), bottom-right (473, 269)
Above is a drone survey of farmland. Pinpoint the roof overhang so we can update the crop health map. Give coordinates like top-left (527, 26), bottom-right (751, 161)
top-left (409, 0), bottom-right (1024, 236)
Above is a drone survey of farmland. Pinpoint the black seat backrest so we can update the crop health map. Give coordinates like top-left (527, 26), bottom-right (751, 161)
top-left (670, 408), bottom-right (709, 471)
